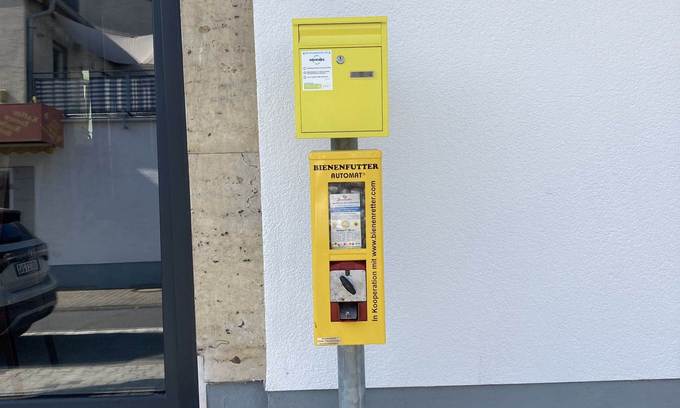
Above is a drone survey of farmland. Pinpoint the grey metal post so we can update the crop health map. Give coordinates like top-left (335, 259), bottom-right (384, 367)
top-left (331, 138), bottom-right (358, 151)
top-left (338, 344), bottom-right (366, 408)
top-left (331, 137), bottom-right (366, 408)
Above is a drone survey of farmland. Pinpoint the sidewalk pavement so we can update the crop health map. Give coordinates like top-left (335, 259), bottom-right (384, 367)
top-left (0, 288), bottom-right (165, 398)
top-left (28, 288), bottom-right (163, 335)
top-left (55, 288), bottom-right (162, 310)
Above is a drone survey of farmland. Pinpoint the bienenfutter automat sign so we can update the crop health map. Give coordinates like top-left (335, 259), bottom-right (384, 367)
top-left (308, 150), bottom-right (385, 346)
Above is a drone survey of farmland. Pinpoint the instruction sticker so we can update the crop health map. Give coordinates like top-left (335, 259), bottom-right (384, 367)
top-left (301, 50), bottom-right (333, 91)
top-left (317, 337), bottom-right (340, 346)
top-left (329, 193), bottom-right (362, 248)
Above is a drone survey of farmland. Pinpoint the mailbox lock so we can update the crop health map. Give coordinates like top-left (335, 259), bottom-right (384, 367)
top-left (336, 55), bottom-right (345, 64)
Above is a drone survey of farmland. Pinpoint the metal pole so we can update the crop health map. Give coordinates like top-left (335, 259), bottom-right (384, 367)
top-left (338, 345), bottom-right (365, 408)
top-left (331, 137), bottom-right (365, 408)
top-left (331, 138), bottom-right (358, 151)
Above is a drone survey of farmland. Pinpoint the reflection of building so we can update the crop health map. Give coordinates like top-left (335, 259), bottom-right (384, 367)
top-left (0, 0), bottom-right (159, 289)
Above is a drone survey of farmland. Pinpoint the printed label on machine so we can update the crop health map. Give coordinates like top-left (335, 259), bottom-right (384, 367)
top-left (301, 50), bottom-right (333, 91)
top-left (329, 193), bottom-right (362, 248)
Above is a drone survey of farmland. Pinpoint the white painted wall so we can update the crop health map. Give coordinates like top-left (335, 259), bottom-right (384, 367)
top-left (254, 0), bottom-right (680, 391)
top-left (2, 120), bottom-right (161, 265)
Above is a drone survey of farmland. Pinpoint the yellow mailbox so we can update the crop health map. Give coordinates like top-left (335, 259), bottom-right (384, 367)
top-left (293, 17), bottom-right (389, 139)
top-left (309, 150), bottom-right (385, 345)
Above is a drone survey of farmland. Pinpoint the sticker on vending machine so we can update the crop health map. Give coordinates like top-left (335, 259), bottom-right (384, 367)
top-left (329, 192), bottom-right (362, 249)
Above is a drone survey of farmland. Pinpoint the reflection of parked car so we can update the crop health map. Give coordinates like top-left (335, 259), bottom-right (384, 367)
top-left (0, 210), bottom-right (56, 338)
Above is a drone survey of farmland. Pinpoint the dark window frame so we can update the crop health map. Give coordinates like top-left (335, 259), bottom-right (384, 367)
top-left (0, 0), bottom-right (198, 407)
top-left (52, 41), bottom-right (67, 77)
top-left (0, 169), bottom-right (11, 208)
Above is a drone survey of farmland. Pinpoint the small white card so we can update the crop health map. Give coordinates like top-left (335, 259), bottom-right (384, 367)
top-left (301, 50), bottom-right (333, 91)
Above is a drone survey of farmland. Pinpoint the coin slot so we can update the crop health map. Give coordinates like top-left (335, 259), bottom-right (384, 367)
top-left (330, 260), bottom-right (368, 322)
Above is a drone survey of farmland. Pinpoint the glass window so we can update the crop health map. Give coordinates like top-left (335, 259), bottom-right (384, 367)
top-left (0, 0), bottom-right (165, 398)
top-left (328, 182), bottom-right (366, 249)
top-left (62, 0), bottom-right (79, 12)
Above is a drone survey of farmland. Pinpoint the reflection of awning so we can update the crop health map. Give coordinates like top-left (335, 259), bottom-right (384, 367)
top-left (55, 13), bottom-right (154, 65)
top-left (105, 32), bottom-right (154, 65)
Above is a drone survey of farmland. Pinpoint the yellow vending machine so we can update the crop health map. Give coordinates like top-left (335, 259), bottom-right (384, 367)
top-left (308, 150), bottom-right (385, 345)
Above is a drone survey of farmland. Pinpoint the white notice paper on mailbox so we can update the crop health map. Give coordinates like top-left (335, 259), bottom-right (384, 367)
top-left (301, 50), bottom-right (333, 91)
top-left (329, 193), bottom-right (361, 248)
